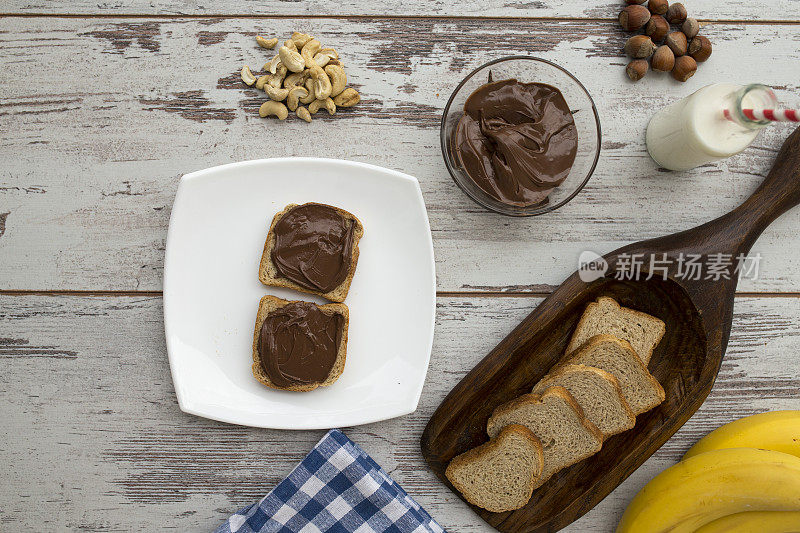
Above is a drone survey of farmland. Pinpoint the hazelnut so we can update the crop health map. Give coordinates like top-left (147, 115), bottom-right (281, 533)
top-left (646, 15), bottom-right (669, 42)
top-left (626, 59), bottom-right (649, 81)
top-left (672, 55), bottom-right (697, 82)
top-left (624, 35), bottom-right (657, 58)
top-left (626, 0), bottom-right (647, 3)
top-left (665, 2), bottom-right (687, 23)
top-left (619, 5), bottom-right (651, 31)
top-left (651, 45), bottom-right (675, 72)
top-left (648, 0), bottom-right (668, 16)
top-left (689, 35), bottom-right (713, 62)
top-left (682, 17), bottom-right (700, 39)
top-left (666, 31), bottom-right (688, 56)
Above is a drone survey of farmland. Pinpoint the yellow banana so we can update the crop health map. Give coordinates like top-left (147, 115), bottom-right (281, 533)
top-left (693, 511), bottom-right (800, 533)
top-left (685, 410), bottom-right (800, 460)
top-left (615, 448), bottom-right (800, 533)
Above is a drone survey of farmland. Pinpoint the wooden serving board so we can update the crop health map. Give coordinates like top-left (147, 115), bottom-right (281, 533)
top-left (421, 126), bottom-right (800, 532)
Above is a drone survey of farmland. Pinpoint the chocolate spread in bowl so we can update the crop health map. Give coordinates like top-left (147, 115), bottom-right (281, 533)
top-left (452, 79), bottom-right (578, 207)
top-left (258, 301), bottom-right (344, 388)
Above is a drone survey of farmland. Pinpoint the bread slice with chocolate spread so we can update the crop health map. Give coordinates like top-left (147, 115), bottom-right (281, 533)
top-left (258, 203), bottom-right (364, 303)
top-left (252, 295), bottom-right (349, 392)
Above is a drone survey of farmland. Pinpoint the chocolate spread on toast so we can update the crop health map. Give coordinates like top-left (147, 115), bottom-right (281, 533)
top-left (271, 203), bottom-right (355, 293)
top-left (258, 301), bottom-right (344, 388)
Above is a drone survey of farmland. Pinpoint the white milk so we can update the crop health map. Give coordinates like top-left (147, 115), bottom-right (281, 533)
top-left (646, 84), bottom-right (776, 171)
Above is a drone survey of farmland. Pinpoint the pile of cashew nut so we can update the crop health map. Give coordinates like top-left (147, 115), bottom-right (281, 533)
top-left (240, 32), bottom-right (361, 123)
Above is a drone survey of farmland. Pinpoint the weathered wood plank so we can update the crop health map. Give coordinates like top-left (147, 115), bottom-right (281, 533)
top-left (0, 295), bottom-right (798, 531)
top-left (2, 1), bottom-right (800, 20)
top-left (1, 18), bottom-right (800, 292)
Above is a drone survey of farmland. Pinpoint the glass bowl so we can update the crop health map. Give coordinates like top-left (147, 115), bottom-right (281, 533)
top-left (440, 56), bottom-right (602, 216)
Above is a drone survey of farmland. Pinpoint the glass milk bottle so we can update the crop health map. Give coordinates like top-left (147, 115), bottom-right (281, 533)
top-left (646, 84), bottom-right (777, 171)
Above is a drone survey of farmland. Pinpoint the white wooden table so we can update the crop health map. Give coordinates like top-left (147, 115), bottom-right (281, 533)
top-left (2, 2), bottom-right (800, 531)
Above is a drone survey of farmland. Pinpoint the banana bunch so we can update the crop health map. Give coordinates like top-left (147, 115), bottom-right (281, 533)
top-left (617, 410), bottom-right (800, 533)
top-left (685, 410), bottom-right (800, 460)
top-left (694, 511), bottom-right (800, 533)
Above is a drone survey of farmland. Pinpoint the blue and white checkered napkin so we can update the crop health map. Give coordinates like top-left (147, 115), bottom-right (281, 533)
top-left (216, 429), bottom-right (446, 533)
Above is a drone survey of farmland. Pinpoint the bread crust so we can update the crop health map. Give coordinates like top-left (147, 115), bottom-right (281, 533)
top-left (251, 295), bottom-right (349, 392)
top-left (567, 334), bottom-right (666, 407)
top-left (487, 387), bottom-right (596, 439)
top-left (445, 424), bottom-right (543, 513)
top-left (566, 296), bottom-right (666, 364)
top-left (258, 203), bottom-right (364, 303)
top-left (486, 386), bottom-right (604, 487)
top-left (533, 364), bottom-right (637, 438)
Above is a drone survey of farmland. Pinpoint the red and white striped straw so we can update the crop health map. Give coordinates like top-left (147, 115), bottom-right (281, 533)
top-left (724, 108), bottom-right (800, 122)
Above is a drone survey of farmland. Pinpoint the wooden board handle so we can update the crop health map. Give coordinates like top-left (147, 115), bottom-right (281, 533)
top-left (730, 124), bottom-right (800, 253)
top-left (641, 125), bottom-right (800, 259)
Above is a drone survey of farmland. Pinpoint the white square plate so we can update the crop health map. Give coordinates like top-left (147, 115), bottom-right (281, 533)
top-left (163, 158), bottom-right (436, 429)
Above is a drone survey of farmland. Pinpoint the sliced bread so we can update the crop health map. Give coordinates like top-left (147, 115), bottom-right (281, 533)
top-left (252, 295), bottom-right (349, 392)
top-left (486, 387), bottom-right (603, 487)
top-left (565, 334), bottom-right (665, 415)
top-left (259, 203), bottom-right (364, 303)
top-left (446, 424), bottom-right (544, 513)
top-left (531, 364), bottom-right (636, 439)
top-left (566, 296), bottom-right (665, 366)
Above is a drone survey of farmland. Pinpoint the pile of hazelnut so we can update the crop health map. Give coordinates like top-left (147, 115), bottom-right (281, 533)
top-left (620, 0), bottom-right (713, 82)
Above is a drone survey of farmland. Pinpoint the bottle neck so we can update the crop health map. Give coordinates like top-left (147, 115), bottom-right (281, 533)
top-left (724, 84), bottom-right (779, 131)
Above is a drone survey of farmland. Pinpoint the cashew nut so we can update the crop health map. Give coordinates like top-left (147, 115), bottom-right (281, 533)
top-left (259, 100), bottom-right (288, 120)
top-left (309, 97), bottom-right (335, 115)
top-left (312, 55), bottom-right (330, 68)
top-left (264, 55), bottom-right (281, 74)
top-left (324, 98), bottom-right (336, 115)
top-left (333, 88), bottom-right (360, 108)
top-left (291, 32), bottom-right (313, 50)
top-left (256, 36), bottom-right (278, 49)
top-left (317, 48), bottom-right (338, 60)
top-left (278, 46), bottom-right (305, 73)
top-left (301, 39), bottom-right (322, 68)
top-left (313, 48), bottom-right (338, 67)
top-left (300, 79), bottom-right (316, 104)
top-left (247, 34), bottom-right (356, 121)
top-left (286, 86), bottom-right (308, 111)
top-left (267, 64), bottom-right (287, 88)
top-left (266, 86), bottom-right (290, 101)
top-left (296, 106), bottom-right (312, 123)
top-left (324, 64), bottom-right (346, 97)
top-left (308, 99), bottom-right (323, 114)
top-left (241, 65), bottom-right (257, 86)
top-left (309, 65), bottom-right (332, 100)
top-left (283, 70), bottom-right (308, 90)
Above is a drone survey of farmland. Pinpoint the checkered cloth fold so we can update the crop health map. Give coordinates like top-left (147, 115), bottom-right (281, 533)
top-left (216, 429), bottom-right (446, 533)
